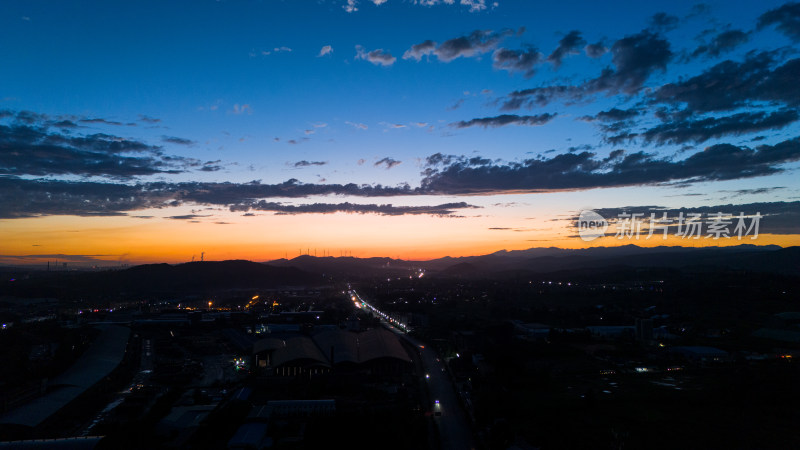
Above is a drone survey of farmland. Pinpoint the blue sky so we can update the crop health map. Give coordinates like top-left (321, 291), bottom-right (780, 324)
top-left (1, 0), bottom-right (799, 263)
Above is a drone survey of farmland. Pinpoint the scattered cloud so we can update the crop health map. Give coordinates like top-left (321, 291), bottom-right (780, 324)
top-left (0, 110), bottom-right (187, 179)
top-left (198, 100), bottom-right (222, 112)
top-left (318, 45), bottom-right (333, 57)
top-left (584, 41), bottom-right (609, 58)
top-left (199, 161), bottom-right (223, 172)
top-left (652, 52), bottom-right (800, 113)
top-left (547, 30), bottom-right (586, 69)
top-left (375, 157), bottom-right (402, 169)
top-left (346, 121), bottom-right (368, 130)
top-left (293, 160), bottom-right (328, 168)
top-left (355, 45), bottom-right (396, 66)
top-left (640, 109), bottom-right (799, 145)
top-left (231, 104), bottom-right (253, 115)
top-left (403, 40), bottom-right (436, 61)
top-left (344, 0), bottom-right (358, 12)
top-left (448, 98), bottom-right (465, 110)
top-left (138, 115), bottom-right (161, 124)
top-left (691, 29), bottom-right (750, 58)
top-left (721, 187), bottom-right (786, 196)
top-left (412, 0), bottom-right (490, 12)
top-left (492, 46), bottom-right (542, 77)
top-left (501, 30), bottom-right (671, 109)
top-left (758, 2), bottom-right (800, 41)
top-left (230, 200), bottom-right (479, 216)
top-left (648, 12), bottom-right (680, 32)
top-left (162, 135), bottom-right (196, 145)
top-left (79, 117), bottom-right (134, 127)
top-left (167, 214), bottom-right (210, 220)
top-left (453, 113), bottom-right (556, 128)
top-left (420, 136), bottom-right (800, 194)
top-left (0, 254), bottom-right (119, 264)
top-left (404, 29), bottom-right (514, 63)
top-left (580, 108), bottom-right (640, 122)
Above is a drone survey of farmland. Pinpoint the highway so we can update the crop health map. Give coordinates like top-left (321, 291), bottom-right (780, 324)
top-left (351, 291), bottom-right (477, 450)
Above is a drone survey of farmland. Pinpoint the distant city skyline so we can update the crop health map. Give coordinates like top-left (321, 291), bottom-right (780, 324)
top-left (2, 0), bottom-right (799, 265)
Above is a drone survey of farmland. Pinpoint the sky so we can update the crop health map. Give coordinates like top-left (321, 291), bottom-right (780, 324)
top-left (1, 0), bottom-right (800, 266)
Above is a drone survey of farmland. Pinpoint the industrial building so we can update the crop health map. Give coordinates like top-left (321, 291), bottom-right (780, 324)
top-left (252, 327), bottom-right (412, 377)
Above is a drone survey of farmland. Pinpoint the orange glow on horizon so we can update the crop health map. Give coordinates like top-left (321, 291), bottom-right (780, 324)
top-left (1, 211), bottom-right (798, 266)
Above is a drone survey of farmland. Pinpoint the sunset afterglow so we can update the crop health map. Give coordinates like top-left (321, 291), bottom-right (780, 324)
top-left (2, 0), bottom-right (799, 265)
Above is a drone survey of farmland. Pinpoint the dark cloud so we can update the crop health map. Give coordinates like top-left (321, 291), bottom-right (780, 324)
top-left (199, 161), bottom-right (223, 172)
top-left (175, 179), bottom-right (414, 205)
top-left (691, 29), bottom-right (750, 58)
top-left (419, 137), bottom-right (800, 194)
top-left (51, 120), bottom-right (80, 129)
top-left (355, 45), bottom-right (396, 66)
top-left (584, 41), bottom-right (609, 58)
top-left (0, 254), bottom-right (119, 264)
top-left (79, 118), bottom-right (132, 126)
top-left (0, 174), bottom-right (426, 219)
top-left (0, 110), bottom-right (205, 179)
top-left (374, 157), bottom-right (402, 169)
top-left (138, 115), bottom-right (161, 124)
top-left (0, 125), bottom-right (179, 179)
top-left (688, 3), bottom-right (712, 18)
top-left (580, 108), bottom-right (640, 122)
top-left (758, 2), bottom-right (800, 41)
top-left (402, 40), bottom-right (436, 61)
top-left (167, 214), bottom-right (210, 220)
top-left (501, 31), bottom-right (671, 109)
top-left (722, 187), bottom-right (786, 196)
top-left (229, 201), bottom-right (478, 217)
top-left (501, 85), bottom-right (576, 110)
top-left (648, 12), bottom-right (680, 32)
top-left (0, 177), bottom-right (172, 218)
top-left (547, 30), bottom-right (586, 68)
top-left (641, 109), bottom-right (800, 145)
top-left (588, 30), bottom-right (672, 95)
top-left (652, 52), bottom-right (800, 112)
top-left (492, 47), bottom-right (542, 77)
top-left (404, 29), bottom-right (514, 63)
top-left (453, 113), bottom-right (556, 128)
top-left (4, 132), bottom-right (800, 219)
top-left (162, 135), bottom-right (196, 145)
top-left (11, 110), bottom-right (48, 125)
top-left (604, 132), bottom-right (639, 146)
top-left (293, 160), bottom-right (327, 168)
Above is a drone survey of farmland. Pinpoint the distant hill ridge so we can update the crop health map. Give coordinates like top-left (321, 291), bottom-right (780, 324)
top-left (266, 244), bottom-right (798, 277)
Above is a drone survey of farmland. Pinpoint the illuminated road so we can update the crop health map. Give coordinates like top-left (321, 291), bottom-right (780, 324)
top-left (351, 291), bottom-right (477, 450)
